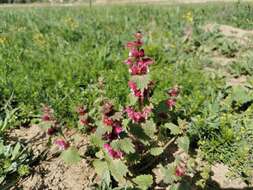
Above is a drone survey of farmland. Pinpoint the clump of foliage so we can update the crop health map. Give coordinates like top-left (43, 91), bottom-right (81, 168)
top-left (0, 100), bottom-right (30, 188)
top-left (79, 33), bottom-right (210, 189)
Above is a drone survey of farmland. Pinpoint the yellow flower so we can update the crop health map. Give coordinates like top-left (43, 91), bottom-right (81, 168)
top-left (183, 11), bottom-right (193, 23)
top-left (0, 36), bottom-right (7, 45)
top-left (33, 33), bottom-right (46, 47)
top-left (64, 17), bottom-right (79, 30)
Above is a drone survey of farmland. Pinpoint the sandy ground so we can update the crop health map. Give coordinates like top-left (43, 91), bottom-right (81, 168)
top-left (0, 0), bottom-right (252, 8)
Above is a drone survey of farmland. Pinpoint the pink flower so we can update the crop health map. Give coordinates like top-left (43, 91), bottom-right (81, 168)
top-left (129, 48), bottom-right (145, 58)
top-left (104, 143), bottom-right (111, 151)
top-left (103, 132), bottom-right (117, 141)
top-left (139, 49), bottom-right (145, 57)
top-left (125, 107), bottom-right (151, 123)
top-left (142, 57), bottom-right (153, 65)
top-left (103, 117), bottom-right (113, 126)
top-left (55, 139), bottom-right (70, 150)
top-left (80, 118), bottom-right (89, 126)
top-left (103, 121), bottom-right (123, 141)
top-left (129, 63), bottom-right (148, 75)
top-left (166, 99), bottom-right (176, 109)
top-left (124, 58), bottom-right (132, 65)
top-left (168, 87), bottom-right (179, 97)
top-left (134, 90), bottom-right (143, 97)
top-left (126, 41), bottom-right (143, 49)
top-left (76, 106), bottom-right (87, 116)
top-left (128, 81), bottom-right (137, 91)
top-left (47, 128), bottom-right (56, 136)
top-left (175, 166), bottom-right (185, 177)
top-left (41, 113), bottom-right (52, 121)
top-left (114, 126), bottom-right (123, 134)
top-left (129, 48), bottom-right (139, 58)
top-left (112, 122), bottom-right (123, 135)
top-left (128, 81), bottom-right (143, 98)
top-left (104, 143), bottom-right (123, 159)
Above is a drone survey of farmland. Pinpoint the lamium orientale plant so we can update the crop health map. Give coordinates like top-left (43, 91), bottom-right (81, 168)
top-left (87, 32), bottom-right (200, 189)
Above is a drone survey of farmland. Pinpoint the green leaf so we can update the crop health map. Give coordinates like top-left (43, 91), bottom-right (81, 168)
top-left (133, 174), bottom-right (153, 189)
top-left (142, 120), bottom-right (157, 137)
top-left (93, 159), bottom-right (111, 187)
top-left (164, 123), bottom-right (182, 135)
top-left (11, 142), bottom-right (21, 160)
top-left (111, 138), bottom-right (135, 154)
top-left (129, 124), bottom-right (150, 145)
top-left (231, 86), bottom-right (252, 104)
top-left (128, 93), bottom-right (138, 105)
top-left (93, 159), bottom-right (109, 176)
top-left (160, 164), bottom-right (177, 184)
top-left (177, 136), bottom-right (190, 153)
top-left (109, 159), bottom-right (128, 183)
top-left (150, 147), bottom-right (164, 156)
top-left (131, 74), bottom-right (151, 90)
top-left (90, 134), bottom-right (104, 148)
top-left (60, 147), bottom-right (81, 164)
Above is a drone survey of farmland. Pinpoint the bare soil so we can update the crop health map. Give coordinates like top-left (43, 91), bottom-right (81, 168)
top-left (8, 125), bottom-right (96, 190)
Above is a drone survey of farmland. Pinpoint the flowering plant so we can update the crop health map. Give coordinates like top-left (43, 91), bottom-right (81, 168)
top-left (87, 32), bottom-right (198, 189)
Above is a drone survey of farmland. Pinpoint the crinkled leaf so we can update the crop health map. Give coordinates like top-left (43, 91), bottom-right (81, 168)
top-left (231, 86), bottom-right (252, 104)
top-left (164, 123), bottom-right (181, 135)
top-left (177, 136), bottom-right (190, 153)
top-left (109, 160), bottom-right (128, 183)
top-left (90, 134), bottom-right (104, 148)
top-left (150, 147), bottom-right (164, 156)
top-left (133, 174), bottom-right (153, 189)
top-left (93, 159), bottom-right (109, 176)
top-left (111, 138), bottom-right (135, 154)
top-left (142, 120), bottom-right (157, 137)
top-left (128, 93), bottom-right (139, 105)
top-left (131, 74), bottom-right (151, 90)
top-left (60, 147), bottom-right (81, 164)
top-left (129, 124), bottom-right (150, 145)
top-left (161, 164), bottom-right (177, 184)
top-left (93, 159), bottom-right (111, 187)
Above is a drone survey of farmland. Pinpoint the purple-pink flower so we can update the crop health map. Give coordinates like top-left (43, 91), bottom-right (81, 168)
top-left (175, 165), bottom-right (185, 177)
top-left (125, 106), bottom-right (152, 123)
top-left (41, 113), bottom-right (52, 121)
top-left (103, 117), bottom-right (114, 126)
top-left (54, 139), bottom-right (70, 150)
top-left (168, 86), bottom-right (180, 97)
top-left (47, 127), bottom-right (56, 136)
top-left (104, 143), bottom-right (123, 159)
top-left (124, 32), bottom-right (154, 76)
top-left (166, 99), bottom-right (176, 109)
top-left (103, 121), bottom-right (123, 141)
top-left (76, 106), bottom-right (87, 116)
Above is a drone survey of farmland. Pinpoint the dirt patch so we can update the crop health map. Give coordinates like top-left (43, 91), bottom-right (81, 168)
top-left (18, 157), bottom-right (95, 190)
top-left (204, 23), bottom-right (253, 45)
top-left (8, 125), bottom-right (96, 190)
top-left (211, 164), bottom-right (249, 189)
top-left (227, 75), bottom-right (247, 86)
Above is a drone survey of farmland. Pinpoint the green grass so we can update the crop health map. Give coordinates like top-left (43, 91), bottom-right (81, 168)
top-left (0, 1), bottom-right (253, 187)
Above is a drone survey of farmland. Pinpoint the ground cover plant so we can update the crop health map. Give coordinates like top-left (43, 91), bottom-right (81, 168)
top-left (0, 1), bottom-right (253, 189)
